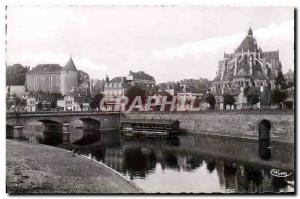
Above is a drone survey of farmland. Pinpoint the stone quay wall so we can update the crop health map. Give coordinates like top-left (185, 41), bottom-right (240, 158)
top-left (124, 110), bottom-right (294, 143)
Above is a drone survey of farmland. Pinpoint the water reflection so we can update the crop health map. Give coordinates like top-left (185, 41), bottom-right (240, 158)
top-left (20, 127), bottom-right (294, 193)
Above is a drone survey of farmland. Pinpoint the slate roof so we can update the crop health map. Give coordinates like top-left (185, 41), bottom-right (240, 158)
top-left (236, 28), bottom-right (258, 53)
top-left (62, 57), bottom-right (77, 71)
top-left (28, 64), bottom-right (62, 74)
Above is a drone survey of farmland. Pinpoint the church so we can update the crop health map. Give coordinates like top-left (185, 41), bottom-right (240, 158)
top-left (211, 27), bottom-right (283, 95)
top-left (25, 57), bottom-right (79, 96)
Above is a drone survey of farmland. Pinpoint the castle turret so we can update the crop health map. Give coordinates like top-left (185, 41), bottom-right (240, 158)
top-left (60, 57), bottom-right (79, 95)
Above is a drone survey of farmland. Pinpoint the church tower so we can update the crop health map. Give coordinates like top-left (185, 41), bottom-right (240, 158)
top-left (60, 57), bottom-right (79, 95)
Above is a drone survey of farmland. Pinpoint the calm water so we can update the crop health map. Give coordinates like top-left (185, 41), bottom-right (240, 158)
top-left (19, 126), bottom-right (294, 193)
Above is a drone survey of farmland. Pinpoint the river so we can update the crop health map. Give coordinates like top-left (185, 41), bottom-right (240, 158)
top-left (16, 125), bottom-right (294, 193)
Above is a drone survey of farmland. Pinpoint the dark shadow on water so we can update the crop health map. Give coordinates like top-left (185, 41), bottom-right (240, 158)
top-left (15, 128), bottom-right (294, 193)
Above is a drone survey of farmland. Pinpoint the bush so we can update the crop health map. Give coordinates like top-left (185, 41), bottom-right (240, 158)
top-left (205, 93), bottom-right (216, 109)
top-left (223, 94), bottom-right (235, 106)
top-left (271, 89), bottom-right (287, 104)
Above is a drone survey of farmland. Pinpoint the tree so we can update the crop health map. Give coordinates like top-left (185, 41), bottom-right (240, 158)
top-left (246, 92), bottom-right (260, 106)
top-left (244, 87), bottom-right (260, 106)
top-left (205, 93), bottom-right (216, 110)
top-left (90, 93), bottom-right (104, 110)
top-left (223, 94), bottom-right (235, 106)
top-left (37, 102), bottom-right (43, 111)
top-left (271, 89), bottom-right (287, 104)
top-left (12, 95), bottom-right (26, 112)
top-left (6, 64), bottom-right (29, 85)
top-left (126, 86), bottom-right (146, 109)
top-left (50, 93), bottom-right (63, 109)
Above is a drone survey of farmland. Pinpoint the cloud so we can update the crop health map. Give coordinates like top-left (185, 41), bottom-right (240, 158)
top-left (154, 20), bottom-right (293, 59)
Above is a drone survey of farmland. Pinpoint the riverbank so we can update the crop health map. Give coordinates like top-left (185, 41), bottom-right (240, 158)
top-left (6, 139), bottom-right (142, 194)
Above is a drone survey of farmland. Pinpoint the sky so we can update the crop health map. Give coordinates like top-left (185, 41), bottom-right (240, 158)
top-left (6, 6), bottom-right (294, 83)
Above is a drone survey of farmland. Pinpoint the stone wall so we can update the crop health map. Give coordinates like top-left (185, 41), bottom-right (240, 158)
top-left (124, 110), bottom-right (294, 143)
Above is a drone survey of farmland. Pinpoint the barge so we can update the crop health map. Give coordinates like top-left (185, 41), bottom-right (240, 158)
top-left (120, 119), bottom-right (180, 138)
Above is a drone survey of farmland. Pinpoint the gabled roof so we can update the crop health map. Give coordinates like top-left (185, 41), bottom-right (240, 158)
top-left (62, 57), bottom-right (77, 71)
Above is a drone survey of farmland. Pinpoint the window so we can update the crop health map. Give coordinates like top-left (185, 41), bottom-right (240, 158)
top-left (49, 84), bottom-right (52, 90)
top-left (34, 84), bottom-right (37, 91)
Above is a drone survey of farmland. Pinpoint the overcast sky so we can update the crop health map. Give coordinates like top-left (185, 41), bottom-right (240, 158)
top-left (6, 6), bottom-right (294, 83)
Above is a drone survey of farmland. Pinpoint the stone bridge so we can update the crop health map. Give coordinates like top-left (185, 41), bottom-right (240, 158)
top-left (6, 111), bottom-right (120, 138)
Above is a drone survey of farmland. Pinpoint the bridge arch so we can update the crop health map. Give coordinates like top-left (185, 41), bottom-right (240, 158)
top-left (23, 119), bottom-right (63, 134)
top-left (72, 117), bottom-right (101, 130)
top-left (258, 119), bottom-right (271, 140)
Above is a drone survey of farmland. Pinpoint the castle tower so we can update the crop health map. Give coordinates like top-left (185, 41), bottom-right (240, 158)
top-left (60, 57), bottom-right (79, 95)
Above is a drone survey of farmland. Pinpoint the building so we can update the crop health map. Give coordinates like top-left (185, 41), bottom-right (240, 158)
top-left (63, 96), bottom-right (80, 111)
top-left (127, 71), bottom-right (156, 95)
top-left (25, 57), bottom-right (79, 96)
top-left (104, 77), bottom-right (130, 111)
top-left (25, 97), bottom-right (36, 112)
top-left (104, 77), bottom-right (129, 98)
top-left (211, 27), bottom-right (283, 94)
top-left (211, 28), bottom-right (283, 109)
top-left (90, 79), bottom-right (106, 97)
top-left (60, 88), bottom-right (90, 111)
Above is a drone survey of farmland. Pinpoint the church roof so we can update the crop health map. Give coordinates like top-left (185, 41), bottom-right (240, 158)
top-left (28, 64), bottom-right (62, 74)
top-left (62, 57), bottom-right (77, 71)
top-left (236, 28), bottom-right (258, 53)
top-left (235, 68), bottom-right (251, 78)
top-left (222, 72), bottom-right (233, 81)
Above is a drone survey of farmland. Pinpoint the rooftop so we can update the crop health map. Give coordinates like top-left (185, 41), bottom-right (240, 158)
top-left (28, 64), bottom-right (62, 74)
top-left (129, 71), bottom-right (155, 81)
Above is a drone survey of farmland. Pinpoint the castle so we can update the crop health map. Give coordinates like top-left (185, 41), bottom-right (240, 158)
top-left (25, 57), bottom-right (79, 95)
top-left (211, 28), bottom-right (283, 95)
